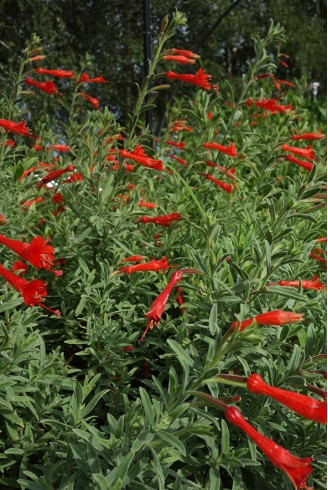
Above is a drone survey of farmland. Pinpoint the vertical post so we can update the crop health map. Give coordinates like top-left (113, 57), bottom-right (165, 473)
top-left (143, 0), bottom-right (153, 133)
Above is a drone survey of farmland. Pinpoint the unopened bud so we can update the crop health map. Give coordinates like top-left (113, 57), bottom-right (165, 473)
top-left (160, 15), bottom-right (169, 35)
top-left (28, 47), bottom-right (43, 56)
top-left (0, 214), bottom-right (8, 225)
top-left (150, 84), bottom-right (171, 91)
top-left (28, 55), bottom-right (46, 62)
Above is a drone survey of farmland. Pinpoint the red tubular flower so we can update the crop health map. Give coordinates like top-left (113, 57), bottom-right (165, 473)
top-left (4, 139), bottom-right (15, 147)
top-left (202, 173), bottom-right (235, 193)
top-left (267, 275), bottom-right (326, 291)
top-left (276, 79), bottom-right (295, 87)
top-left (309, 251), bottom-right (327, 266)
top-left (291, 133), bottom-right (325, 141)
top-left (123, 345), bottom-right (133, 352)
top-left (203, 141), bottom-right (237, 157)
top-left (52, 193), bottom-right (64, 204)
top-left (33, 144), bottom-right (43, 151)
top-left (141, 268), bottom-right (199, 341)
top-left (25, 77), bottom-right (61, 95)
top-left (120, 146), bottom-right (163, 171)
top-left (62, 172), bottom-right (84, 183)
top-left (37, 165), bottom-right (74, 187)
top-left (77, 73), bottom-right (108, 83)
top-left (21, 197), bottom-right (44, 208)
top-left (118, 256), bottom-right (176, 274)
top-left (47, 144), bottom-right (71, 152)
top-left (316, 237), bottom-right (327, 243)
top-left (217, 164), bottom-right (236, 179)
top-left (255, 73), bottom-right (273, 79)
top-left (12, 260), bottom-right (28, 275)
top-left (0, 263), bottom-right (60, 315)
top-left (170, 48), bottom-right (200, 59)
top-left (36, 67), bottom-right (75, 78)
top-left (225, 406), bottom-right (313, 490)
top-left (166, 69), bottom-right (216, 91)
top-left (175, 286), bottom-right (186, 314)
top-left (0, 119), bottom-right (35, 138)
top-left (166, 140), bottom-right (185, 148)
top-left (163, 55), bottom-right (196, 64)
top-left (279, 60), bottom-right (289, 68)
top-left (170, 124), bottom-right (193, 132)
top-left (137, 213), bottom-right (182, 227)
top-left (284, 154), bottom-right (314, 172)
top-left (0, 234), bottom-right (61, 276)
top-left (80, 92), bottom-right (100, 109)
top-left (122, 255), bottom-right (146, 263)
top-left (246, 98), bottom-right (293, 114)
top-left (280, 144), bottom-right (315, 162)
top-left (232, 310), bottom-right (304, 332)
top-left (138, 200), bottom-right (157, 209)
top-left (272, 77), bottom-right (281, 91)
top-left (247, 374), bottom-right (327, 425)
top-left (28, 55), bottom-right (46, 62)
top-left (170, 155), bottom-right (188, 166)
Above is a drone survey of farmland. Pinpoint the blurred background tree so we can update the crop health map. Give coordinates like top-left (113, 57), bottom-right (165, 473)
top-left (0, 0), bottom-right (326, 130)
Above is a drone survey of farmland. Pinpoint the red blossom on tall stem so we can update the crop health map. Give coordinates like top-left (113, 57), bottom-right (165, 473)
top-left (0, 263), bottom-right (60, 315)
top-left (137, 213), bottom-right (182, 227)
top-left (280, 144), bottom-right (315, 161)
top-left (284, 154), bottom-right (314, 172)
top-left (141, 268), bottom-right (200, 341)
top-left (0, 119), bottom-right (35, 138)
top-left (267, 275), bottom-right (326, 290)
top-left (166, 69), bottom-right (217, 91)
top-left (47, 144), bottom-right (71, 152)
top-left (77, 73), bottom-right (108, 83)
top-left (170, 155), bottom-right (188, 166)
top-left (80, 92), bottom-right (101, 109)
top-left (0, 233), bottom-right (61, 276)
top-left (246, 98), bottom-right (293, 114)
top-left (232, 310), bottom-right (304, 332)
top-left (202, 173), bottom-right (235, 193)
top-left (225, 406), bottom-right (313, 490)
top-left (36, 67), bottom-right (75, 78)
top-left (12, 260), bottom-right (28, 275)
top-left (25, 77), bottom-right (61, 95)
top-left (175, 286), bottom-right (186, 314)
top-left (37, 165), bottom-right (74, 187)
top-left (166, 140), bottom-right (185, 148)
top-left (169, 48), bottom-right (200, 59)
top-left (122, 255), bottom-right (146, 263)
top-left (21, 197), bottom-right (44, 208)
top-left (163, 55), bottom-right (196, 64)
top-left (247, 374), bottom-right (327, 424)
top-left (203, 141), bottom-right (237, 157)
top-left (291, 133), bottom-right (325, 141)
top-left (120, 146), bottom-right (163, 171)
top-left (118, 256), bottom-right (176, 274)
top-left (138, 200), bottom-right (157, 209)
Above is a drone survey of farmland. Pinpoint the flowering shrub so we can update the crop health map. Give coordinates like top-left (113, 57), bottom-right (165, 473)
top-left (0, 12), bottom-right (326, 490)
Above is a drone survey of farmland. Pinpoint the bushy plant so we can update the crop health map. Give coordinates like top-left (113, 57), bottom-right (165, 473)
top-left (0, 12), bottom-right (326, 490)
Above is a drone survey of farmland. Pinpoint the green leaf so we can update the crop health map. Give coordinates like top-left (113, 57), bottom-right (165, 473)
top-left (139, 387), bottom-right (154, 426)
top-left (209, 303), bottom-right (218, 335)
top-left (157, 430), bottom-right (186, 457)
top-left (167, 339), bottom-right (194, 368)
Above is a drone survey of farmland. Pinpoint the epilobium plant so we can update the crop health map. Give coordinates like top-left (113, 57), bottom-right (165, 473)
top-left (0, 13), bottom-right (326, 490)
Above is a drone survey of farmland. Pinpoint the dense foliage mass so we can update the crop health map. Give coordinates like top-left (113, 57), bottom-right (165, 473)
top-left (0, 11), bottom-right (326, 490)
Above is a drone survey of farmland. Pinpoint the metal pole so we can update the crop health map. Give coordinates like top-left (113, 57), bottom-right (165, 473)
top-left (143, 0), bottom-right (152, 132)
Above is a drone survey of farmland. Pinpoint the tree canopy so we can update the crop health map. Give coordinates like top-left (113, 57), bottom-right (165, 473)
top-left (0, 0), bottom-right (326, 126)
